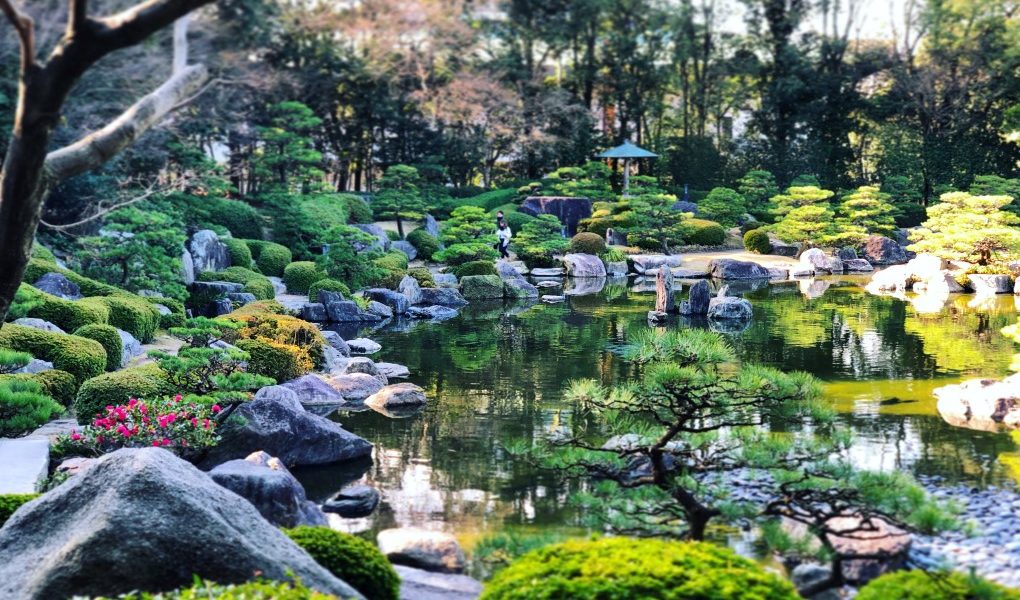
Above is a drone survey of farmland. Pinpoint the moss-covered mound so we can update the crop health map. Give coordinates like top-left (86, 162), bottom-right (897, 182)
top-left (284, 526), bottom-right (400, 600)
top-left (73, 364), bottom-right (170, 423)
top-left (73, 324), bottom-right (124, 372)
top-left (856, 570), bottom-right (1020, 600)
top-left (0, 324), bottom-right (106, 385)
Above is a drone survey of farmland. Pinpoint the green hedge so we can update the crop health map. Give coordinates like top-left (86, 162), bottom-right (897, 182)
top-left (856, 570), bottom-right (1020, 600)
top-left (406, 228), bottom-right (441, 261)
top-left (284, 526), bottom-right (400, 600)
top-left (0, 324), bottom-right (106, 385)
top-left (343, 194), bottom-right (374, 224)
top-left (686, 219), bottom-right (727, 246)
top-left (435, 242), bottom-right (499, 266)
top-left (283, 261), bottom-right (325, 295)
top-left (73, 363), bottom-right (169, 423)
top-left (23, 286), bottom-right (109, 333)
top-left (0, 369), bottom-right (77, 407)
top-left (460, 188), bottom-right (517, 211)
top-left (73, 324), bottom-right (124, 371)
top-left (454, 260), bottom-right (497, 278)
top-left (0, 494), bottom-right (38, 527)
top-left (22, 258), bottom-right (121, 297)
top-left (480, 537), bottom-right (799, 600)
top-left (256, 242), bottom-right (293, 276)
top-left (307, 279), bottom-right (351, 302)
top-left (196, 267), bottom-right (275, 301)
top-left (93, 296), bottom-right (161, 343)
top-left (235, 339), bottom-right (303, 383)
top-left (223, 237), bottom-right (254, 268)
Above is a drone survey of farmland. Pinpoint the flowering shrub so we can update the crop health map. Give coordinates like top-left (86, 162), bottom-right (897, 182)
top-left (54, 394), bottom-right (221, 459)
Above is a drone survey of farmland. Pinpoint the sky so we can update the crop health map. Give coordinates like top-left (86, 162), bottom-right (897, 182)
top-left (716, 0), bottom-right (910, 41)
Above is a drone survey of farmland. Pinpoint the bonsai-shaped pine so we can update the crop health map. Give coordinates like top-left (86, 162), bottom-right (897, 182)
top-left (150, 347), bottom-right (273, 409)
top-left (908, 192), bottom-right (1020, 266)
top-left (626, 195), bottom-right (691, 253)
top-left (824, 186), bottom-right (898, 248)
top-left (316, 225), bottom-right (387, 291)
top-left (738, 170), bottom-right (780, 220)
top-left (520, 328), bottom-right (826, 540)
top-left (770, 186), bottom-right (836, 244)
top-left (373, 164), bottom-right (426, 238)
top-left (698, 187), bottom-right (748, 227)
top-left (169, 317), bottom-right (242, 349)
top-left (440, 206), bottom-right (498, 246)
top-left (542, 161), bottom-right (615, 200)
top-left (511, 214), bottom-right (568, 268)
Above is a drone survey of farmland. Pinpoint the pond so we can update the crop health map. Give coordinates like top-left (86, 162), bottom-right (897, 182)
top-left (294, 276), bottom-right (1020, 558)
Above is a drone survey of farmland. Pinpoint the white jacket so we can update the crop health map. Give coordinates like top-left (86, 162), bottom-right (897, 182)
top-left (497, 227), bottom-right (512, 244)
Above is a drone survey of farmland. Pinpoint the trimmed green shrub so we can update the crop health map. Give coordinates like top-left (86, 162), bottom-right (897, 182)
top-left (235, 338), bottom-right (304, 383)
top-left (283, 261), bottom-right (325, 294)
top-left (856, 570), bottom-right (1020, 600)
top-left (73, 324), bottom-right (124, 371)
top-left (0, 324), bottom-right (106, 385)
top-left (455, 260), bottom-right (498, 278)
top-left (744, 228), bottom-right (772, 254)
top-left (73, 364), bottom-right (169, 422)
top-left (568, 232), bottom-right (606, 255)
top-left (435, 242), bottom-right (499, 266)
top-left (1, 370), bottom-right (77, 407)
top-left (374, 251), bottom-right (409, 273)
top-left (687, 219), bottom-right (727, 246)
top-left (104, 579), bottom-right (337, 599)
top-left (307, 279), bottom-right (351, 302)
top-left (0, 378), bottom-right (64, 436)
top-left (343, 194), bottom-right (374, 224)
top-left (145, 296), bottom-right (186, 329)
top-left (406, 228), bottom-right (441, 261)
top-left (386, 230), bottom-right (401, 241)
top-left (31, 244), bottom-right (57, 263)
top-left (24, 287), bottom-right (109, 333)
top-left (22, 258), bottom-right (121, 297)
top-left (284, 526), bottom-right (400, 600)
top-left (196, 267), bottom-right (275, 301)
top-left (503, 211), bottom-right (535, 233)
top-left (93, 296), bottom-right (161, 343)
top-left (256, 242), bottom-right (292, 276)
top-left (0, 494), bottom-right (38, 527)
top-left (222, 237), bottom-right (253, 268)
top-left (206, 198), bottom-right (265, 240)
top-left (407, 267), bottom-right (435, 288)
top-left (459, 187), bottom-right (518, 211)
top-left (480, 537), bottom-right (799, 600)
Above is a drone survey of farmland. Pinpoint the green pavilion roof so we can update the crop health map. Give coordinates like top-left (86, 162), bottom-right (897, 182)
top-left (596, 140), bottom-right (658, 159)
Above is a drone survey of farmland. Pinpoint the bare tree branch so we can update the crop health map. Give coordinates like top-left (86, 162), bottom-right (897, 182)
top-left (0, 0), bottom-right (35, 71)
top-left (39, 175), bottom-right (194, 231)
top-left (68, 0), bottom-right (88, 36)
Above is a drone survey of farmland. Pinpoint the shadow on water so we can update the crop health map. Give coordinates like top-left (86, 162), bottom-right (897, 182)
top-left (299, 278), bottom-right (1020, 544)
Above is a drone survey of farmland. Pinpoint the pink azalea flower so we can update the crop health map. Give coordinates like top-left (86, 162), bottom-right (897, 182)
top-left (173, 394), bottom-right (183, 402)
top-left (211, 404), bottom-right (222, 414)
top-left (151, 440), bottom-right (161, 447)
top-left (70, 430), bottom-right (82, 441)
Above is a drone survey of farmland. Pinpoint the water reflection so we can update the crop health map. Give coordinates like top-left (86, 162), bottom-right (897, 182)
top-left (295, 280), bottom-right (1020, 544)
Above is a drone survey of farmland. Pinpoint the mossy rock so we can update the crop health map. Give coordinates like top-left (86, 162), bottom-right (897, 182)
top-left (284, 526), bottom-right (400, 600)
top-left (196, 267), bottom-right (275, 301)
top-left (73, 363), bottom-right (169, 423)
top-left (0, 324), bottom-right (106, 385)
top-left (73, 324), bottom-right (124, 371)
top-left (454, 261), bottom-right (497, 278)
top-left (460, 275), bottom-right (505, 300)
top-left (407, 267), bottom-right (435, 288)
top-left (480, 537), bottom-right (799, 600)
top-left (856, 570), bottom-right (1020, 600)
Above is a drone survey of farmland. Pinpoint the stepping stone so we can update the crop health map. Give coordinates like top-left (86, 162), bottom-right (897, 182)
top-left (541, 295), bottom-right (566, 303)
top-left (0, 438), bottom-right (49, 494)
top-left (347, 338), bottom-right (382, 354)
top-left (394, 565), bottom-right (482, 600)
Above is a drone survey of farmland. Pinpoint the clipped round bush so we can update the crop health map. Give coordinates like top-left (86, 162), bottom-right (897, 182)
top-left (283, 261), bottom-right (325, 295)
top-left (94, 295), bottom-right (161, 343)
top-left (343, 194), bottom-right (374, 224)
top-left (856, 570), bottom-right (1020, 600)
top-left (503, 211), bottom-right (535, 233)
top-left (743, 228), bottom-right (772, 254)
top-left (284, 526), bottom-right (400, 600)
top-left (480, 537), bottom-right (798, 600)
top-left (235, 338), bottom-right (307, 383)
top-left (73, 324), bottom-right (124, 372)
top-left (206, 198), bottom-right (265, 240)
top-left (0, 493), bottom-right (38, 527)
top-left (407, 267), bottom-right (435, 288)
top-left (435, 242), bottom-right (499, 266)
top-left (0, 324), bottom-right (106, 385)
top-left (407, 228), bottom-right (441, 261)
top-left (26, 290), bottom-right (109, 333)
top-left (687, 219), bottom-right (727, 246)
top-left (0, 378), bottom-right (64, 437)
top-left (73, 363), bottom-right (169, 423)
top-left (374, 251), bottom-right (409, 273)
top-left (455, 260), bottom-right (498, 278)
top-left (569, 232), bottom-right (606, 255)
top-left (308, 278), bottom-right (351, 302)
top-left (197, 267), bottom-right (275, 301)
top-left (223, 237), bottom-right (254, 268)
top-left (256, 242), bottom-right (293, 276)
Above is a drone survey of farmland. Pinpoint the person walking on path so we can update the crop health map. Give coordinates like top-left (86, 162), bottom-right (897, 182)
top-left (496, 219), bottom-right (512, 258)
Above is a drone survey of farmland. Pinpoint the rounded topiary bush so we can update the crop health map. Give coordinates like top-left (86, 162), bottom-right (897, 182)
top-left (0, 493), bottom-right (38, 527)
top-left (235, 338), bottom-right (307, 383)
top-left (569, 232), bottom-right (606, 255)
top-left (407, 229), bottom-right (441, 261)
top-left (207, 198), bottom-right (265, 240)
top-left (283, 261), bottom-right (325, 295)
top-left (94, 296), bottom-right (161, 343)
top-left (435, 242), bottom-right (499, 266)
top-left (73, 324), bottom-right (124, 371)
top-left (343, 194), bottom-right (374, 224)
top-left (374, 251), bottom-right (409, 273)
top-left (856, 570), bottom-right (1020, 600)
top-left (1, 370), bottom-right (77, 407)
top-left (686, 219), bottom-right (727, 246)
top-left (73, 364), bottom-right (169, 422)
top-left (455, 260), bottom-right (497, 278)
top-left (284, 526), bottom-right (400, 600)
top-left (480, 537), bottom-right (799, 600)
top-left (0, 324), bottom-right (106, 385)
top-left (223, 237), bottom-right (254, 268)
top-left (743, 228), bottom-right (772, 254)
top-left (26, 290), bottom-right (110, 333)
top-left (256, 242), bottom-right (293, 277)
top-left (308, 278), bottom-right (351, 302)
top-left (407, 267), bottom-right (435, 288)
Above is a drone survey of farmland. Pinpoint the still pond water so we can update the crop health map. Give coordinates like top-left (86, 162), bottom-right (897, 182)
top-left (295, 276), bottom-right (1020, 555)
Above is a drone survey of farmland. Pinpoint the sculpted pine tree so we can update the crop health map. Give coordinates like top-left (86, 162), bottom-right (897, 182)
top-left (373, 165), bottom-right (425, 238)
top-left (770, 186), bottom-right (836, 244)
top-left (0, 0), bottom-right (216, 323)
top-left (908, 192), bottom-right (1020, 266)
top-left (825, 186), bottom-right (897, 248)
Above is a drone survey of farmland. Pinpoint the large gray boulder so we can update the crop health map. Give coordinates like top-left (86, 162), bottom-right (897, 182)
top-left (338, 356), bottom-right (387, 384)
top-left (708, 296), bottom-right (753, 321)
top-left (863, 235), bottom-right (908, 265)
top-left (969, 274), bottom-right (1013, 295)
top-left (408, 305), bottom-right (460, 320)
top-left (496, 260), bottom-right (525, 280)
top-left (0, 448), bottom-right (360, 599)
top-left (391, 240), bottom-right (418, 261)
top-left (321, 331), bottom-right (351, 357)
top-left (116, 328), bottom-right (143, 368)
top-left (348, 338), bottom-right (382, 354)
top-left (326, 373), bottom-right (385, 402)
top-left (180, 250), bottom-right (196, 285)
top-left (366, 383), bottom-right (427, 412)
top-left (367, 300), bottom-right (394, 320)
top-left (562, 253), bottom-right (607, 278)
top-left (395, 566), bottom-right (483, 600)
top-left (800, 248), bottom-right (844, 273)
top-left (271, 377), bottom-right (354, 412)
top-left (518, 196), bottom-right (592, 236)
top-left (424, 214), bottom-right (441, 238)
top-left (844, 259), bottom-right (874, 272)
top-left (352, 224), bottom-right (391, 252)
top-left (325, 300), bottom-right (382, 323)
top-left (323, 484), bottom-right (381, 518)
top-left (13, 318), bottom-right (65, 334)
top-left (188, 229), bottom-right (230, 273)
top-left (209, 451), bottom-right (326, 527)
top-left (365, 288), bottom-right (410, 314)
top-left (418, 287), bottom-right (468, 307)
top-left (301, 303), bottom-right (328, 322)
top-left (708, 258), bottom-right (771, 280)
top-left (503, 278), bottom-right (539, 299)
top-left (399, 274), bottom-right (423, 305)
top-left (629, 254), bottom-right (683, 275)
top-left (201, 394), bottom-right (372, 468)
top-left (678, 280), bottom-right (710, 316)
top-left (935, 373), bottom-right (1020, 432)
top-left (460, 275), bottom-right (505, 299)
top-left (32, 272), bottom-right (82, 300)
top-left (377, 528), bottom-right (467, 574)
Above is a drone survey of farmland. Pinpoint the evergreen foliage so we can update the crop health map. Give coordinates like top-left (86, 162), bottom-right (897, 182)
top-left (441, 206), bottom-right (497, 246)
top-left (406, 228), bottom-right (441, 261)
top-left (284, 526), bottom-right (401, 600)
top-left (73, 324), bottom-right (124, 372)
top-left (770, 186), bottom-right (836, 244)
top-left (856, 570), bottom-right (1020, 600)
top-left (373, 165), bottom-right (426, 237)
top-left (908, 192), bottom-right (1020, 266)
top-left (282, 261), bottom-right (325, 295)
top-left (744, 228), bottom-right (772, 254)
top-left (568, 232), bottom-right (606, 255)
top-left (826, 186), bottom-right (898, 248)
top-left (698, 187), bottom-right (747, 227)
top-left (0, 378), bottom-right (64, 437)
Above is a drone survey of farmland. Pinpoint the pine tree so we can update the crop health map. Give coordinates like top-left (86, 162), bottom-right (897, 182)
top-left (770, 186), bottom-right (835, 244)
top-left (908, 192), bottom-right (1020, 266)
top-left (698, 187), bottom-right (747, 227)
top-left (372, 165), bottom-right (426, 238)
top-left (738, 170), bottom-right (779, 220)
top-left (825, 185), bottom-right (897, 247)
